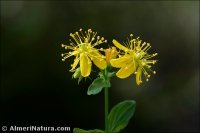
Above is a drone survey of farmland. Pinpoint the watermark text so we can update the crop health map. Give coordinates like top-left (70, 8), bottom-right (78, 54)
top-left (2, 125), bottom-right (70, 132)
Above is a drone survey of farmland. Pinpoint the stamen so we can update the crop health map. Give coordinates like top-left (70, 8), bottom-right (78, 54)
top-left (88, 29), bottom-right (92, 32)
top-left (71, 33), bottom-right (80, 44)
top-left (70, 33), bottom-right (74, 37)
top-left (61, 44), bottom-right (66, 47)
top-left (153, 53), bottom-right (158, 56)
top-left (142, 62), bottom-right (146, 66)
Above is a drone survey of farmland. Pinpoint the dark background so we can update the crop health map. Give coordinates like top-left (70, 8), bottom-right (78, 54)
top-left (1, 1), bottom-right (199, 132)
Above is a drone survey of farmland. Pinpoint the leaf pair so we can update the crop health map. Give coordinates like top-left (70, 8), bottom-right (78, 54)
top-left (87, 69), bottom-right (115, 95)
top-left (73, 100), bottom-right (136, 133)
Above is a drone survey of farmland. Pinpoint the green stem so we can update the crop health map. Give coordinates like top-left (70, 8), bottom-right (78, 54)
top-left (104, 87), bottom-right (108, 132)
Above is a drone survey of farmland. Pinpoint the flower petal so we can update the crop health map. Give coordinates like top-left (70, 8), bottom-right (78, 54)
top-left (116, 62), bottom-right (135, 78)
top-left (136, 67), bottom-right (142, 85)
top-left (80, 53), bottom-right (91, 77)
top-left (92, 57), bottom-right (107, 69)
top-left (70, 55), bottom-right (79, 70)
top-left (90, 50), bottom-right (107, 70)
top-left (110, 55), bottom-right (132, 68)
top-left (112, 39), bottom-right (129, 51)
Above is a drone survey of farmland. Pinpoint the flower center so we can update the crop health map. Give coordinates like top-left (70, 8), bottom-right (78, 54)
top-left (80, 43), bottom-right (91, 53)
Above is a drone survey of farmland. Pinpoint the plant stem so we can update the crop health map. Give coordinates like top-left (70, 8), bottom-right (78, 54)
top-left (104, 87), bottom-right (108, 132)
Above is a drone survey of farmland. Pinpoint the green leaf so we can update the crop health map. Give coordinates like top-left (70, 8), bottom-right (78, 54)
top-left (87, 77), bottom-right (110, 95)
top-left (107, 100), bottom-right (136, 132)
top-left (73, 128), bottom-right (104, 133)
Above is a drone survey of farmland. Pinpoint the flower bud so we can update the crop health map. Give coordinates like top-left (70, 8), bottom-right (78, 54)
top-left (105, 47), bottom-right (118, 65)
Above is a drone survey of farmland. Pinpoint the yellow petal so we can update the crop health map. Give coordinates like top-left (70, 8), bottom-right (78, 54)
top-left (90, 50), bottom-right (107, 70)
top-left (112, 39), bottom-right (129, 51)
top-left (110, 55), bottom-right (132, 68)
top-left (80, 53), bottom-right (91, 77)
top-left (71, 50), bottom-right (79, 56)
top-left (116, 62), bottom-right (135, 78)
top-left (70, 55), bottom-right (79, 70)
top-left (136, 67), bottom-right (142, 85)
top-left (92, 57), bottom-right (107, 69)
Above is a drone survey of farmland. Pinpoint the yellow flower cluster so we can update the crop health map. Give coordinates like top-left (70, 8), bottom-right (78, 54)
top-left (110, 34), bottom-right (157, 85)
top-left (61, 29), bottom-right (107, 77)
top-left (61, 29), bottom-right (157, 85)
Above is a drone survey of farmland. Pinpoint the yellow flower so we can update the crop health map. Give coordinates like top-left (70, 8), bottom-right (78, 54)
top-left (105, 47), bottom-right (118, 64)
top-left (110, 34), bottom-right (157, 85)
top-left (61, 29), bottom-right (107, 77)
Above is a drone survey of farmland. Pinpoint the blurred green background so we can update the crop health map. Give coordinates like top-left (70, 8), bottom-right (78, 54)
top-left (1, 1), bottom-right (199, 132)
